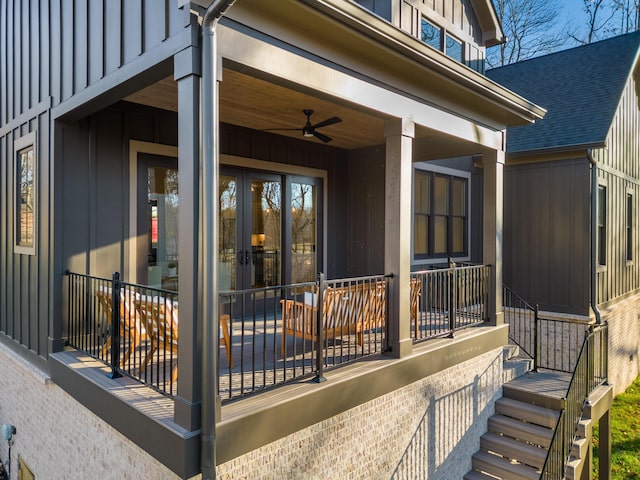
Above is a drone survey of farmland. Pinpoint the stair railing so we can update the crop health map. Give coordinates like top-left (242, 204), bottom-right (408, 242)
top-left (502, 285), bottom-right (539, 369)
top-left (540, 323), bottom-right (608, 479)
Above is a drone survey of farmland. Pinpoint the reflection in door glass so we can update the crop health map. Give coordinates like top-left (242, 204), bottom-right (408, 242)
top-left (219, 175), bottom-right (237, 291)
top-left (291, 182), bottom-right (316, 283)
top-left (147, 167), bottom-right (179, 290)
top-left (251, 180), bottom-right (281, 287)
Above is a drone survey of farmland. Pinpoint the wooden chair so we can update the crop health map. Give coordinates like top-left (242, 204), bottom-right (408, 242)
top-left (96, 287), bottom-right (147, 365)
top-left (410, 277), bottom-right (422, 335)
top-left (137, 297), bottom-right (180, 383)
top-left (136, 297), bottom-right (234, 384)
top-left (280, 281), bottom-right (387, 355)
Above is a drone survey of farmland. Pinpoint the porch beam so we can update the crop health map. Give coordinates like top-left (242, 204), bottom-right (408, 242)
top-left (174, 46), bottom-right (202, 431)
top-left (482, 146), bottom-right (505, 326)
top-left (217, 24), bottom-right (506, 150)
top-left (384, 117), bottom-right (414, 358)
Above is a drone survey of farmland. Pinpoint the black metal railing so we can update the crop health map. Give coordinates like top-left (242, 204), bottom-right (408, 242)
top-left (218, 273), bottom-right (389, 402)
top-left (503, 285), bottom-right (538, 366)
top-left (411, 264), bottom-right (490, 341)
top-left (541, 323), bottom-right (608, 479)
top-left (503, 285), bottom-right (590, 373)
top-left (66, 271), bottom-right (180, 396)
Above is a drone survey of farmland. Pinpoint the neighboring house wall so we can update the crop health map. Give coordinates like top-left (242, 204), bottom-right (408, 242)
top-left (594, 71), bottom-right (640, 307)
top-left (217, 348), bottom-right (503, 480)
top-left (504, 158), bottom-right (591, 315)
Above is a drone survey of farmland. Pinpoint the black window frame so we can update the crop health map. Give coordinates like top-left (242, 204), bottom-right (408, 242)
top-left (14, 132), bottom-right (37, 255)
top-left (627, 192), bottom-right (633, 262)
top-left (597, 185), bottom-right (606, 266)
top-left (413, 168), bottom-right (469, 261)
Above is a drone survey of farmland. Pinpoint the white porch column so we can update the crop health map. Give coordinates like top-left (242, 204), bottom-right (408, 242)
top-left (384, 118), bottom-right (414, 358)
top-left (483, 146), bottom-right (505, 326)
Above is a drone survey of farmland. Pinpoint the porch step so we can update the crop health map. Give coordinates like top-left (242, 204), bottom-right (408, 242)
top-left (571, 436), bottom-right (589, 460)
top-left (463, 469), bottom-right (500, 480)
top-left (480, 432), bottom-right (547, 469)
top-left (488, 416), bottom-right (554, 448)
top-left (503, 344), bottom-right (520, 361)
top-left (566, 455), bottom-right (586, 480)
top-left (471, 451), bottom-right (540, 480)
top-left (502, 358), bottom-right (534, 383)
top-left (495, 397), bottom-right (559, 429)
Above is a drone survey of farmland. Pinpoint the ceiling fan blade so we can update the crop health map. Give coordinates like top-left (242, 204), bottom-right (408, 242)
top-left (312, 116), bottom-right (342, 129)
top-left (312, 130), bottom-right (332, 143)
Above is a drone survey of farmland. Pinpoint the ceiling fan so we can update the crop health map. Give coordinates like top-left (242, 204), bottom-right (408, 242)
top-left (264, 109), bottom-right (342, 143)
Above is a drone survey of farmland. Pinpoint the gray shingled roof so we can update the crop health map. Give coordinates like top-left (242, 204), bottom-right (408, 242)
top-left (487, 31), bottom-right (640, 153)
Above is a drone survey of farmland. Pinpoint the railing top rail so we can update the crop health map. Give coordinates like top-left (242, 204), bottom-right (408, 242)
top-left (503, 284), bottom-right (537, 312)
top-left (411, 263), bottom-right (489, 276)
top-left (540, 322), bottom-right (608, 477)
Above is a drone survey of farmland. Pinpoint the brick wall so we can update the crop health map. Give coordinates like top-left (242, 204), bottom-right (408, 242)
top-left (217, 349), bottom-right (503, 480)
top-left (0, 343), bottom-right (180, 480)
top-left (1, 341), bottom-right (503, 479)
top-left (601, 293), bottom-right (640, 395)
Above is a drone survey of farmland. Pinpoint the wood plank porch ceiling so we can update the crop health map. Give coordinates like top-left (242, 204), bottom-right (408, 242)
top-left (125, 68), bottom-right (479, 156)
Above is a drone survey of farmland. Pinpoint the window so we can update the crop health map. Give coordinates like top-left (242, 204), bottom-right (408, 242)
top-left (421, 18), bottom-right (467, 66)
top-left (413, 169), bottom-right (468, 260)
top-left (597, 186), bottom-right (606, 266)
top-left (445, 33), bottom-right (463, 62)
top-left (420, 18), bottom-right (442, 50)
top-left (627, 193), bottom-right (633, 262)
top-left (14, 132), bottom-right (37, 255)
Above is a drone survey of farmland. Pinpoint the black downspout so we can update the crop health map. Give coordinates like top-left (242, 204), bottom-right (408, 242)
top-left (588, 149), bottom-right (603, 325)
top-left (201, 1), bottom-right (236, 479)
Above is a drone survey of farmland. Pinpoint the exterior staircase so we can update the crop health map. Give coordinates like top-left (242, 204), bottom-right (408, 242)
top-left (464, 345), bottom-right (589, 480)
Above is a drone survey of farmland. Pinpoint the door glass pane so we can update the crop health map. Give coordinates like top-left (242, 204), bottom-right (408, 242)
top-left (251, 179), bottom-right (281, 287)
top-left (219, 175), bottom-right (237, 290)
top-left (291, 182), bottom-right (317, 283)
top-left (147, 167), bottom-right (179, 290)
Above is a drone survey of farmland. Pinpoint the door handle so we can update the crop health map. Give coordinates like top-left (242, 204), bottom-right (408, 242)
top-left (237, 250), bottom-right (251, 265)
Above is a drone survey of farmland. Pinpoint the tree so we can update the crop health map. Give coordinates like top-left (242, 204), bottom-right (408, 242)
top-left (612, 0), bottom-right (640, 34)
top-left (569, 0), bottom-right (639, 45)
top-left (487, 0), bottom-right (568, 67)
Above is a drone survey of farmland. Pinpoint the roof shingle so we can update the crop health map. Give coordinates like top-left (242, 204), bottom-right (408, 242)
top-left (487, 31), bottom-right (640, 153)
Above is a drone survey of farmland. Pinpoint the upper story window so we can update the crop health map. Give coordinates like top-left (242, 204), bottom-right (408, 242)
top-left (421, 17), bottom-right (466, 65)
top-left (15, 132), bottom-right (37, 255)
top-left (445, 34), bottom-right (464, 63)
top-left (413, 166), bottom-right (469, 261)
top-left (421, 18), bottom-right (442, 50)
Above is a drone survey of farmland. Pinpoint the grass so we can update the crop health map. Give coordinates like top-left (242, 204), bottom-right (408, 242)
top-left (593, 374), bottom-right (640, 479)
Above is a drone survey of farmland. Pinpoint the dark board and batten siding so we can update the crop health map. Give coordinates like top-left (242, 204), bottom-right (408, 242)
top-left (594, 73), bottom-right (640, 306)
top-left (504, 159), bottom-right (591, 315)
top-left (353, 0), bottom-right (485, 68)
top-left (0, 0), bottom-right (192, 360)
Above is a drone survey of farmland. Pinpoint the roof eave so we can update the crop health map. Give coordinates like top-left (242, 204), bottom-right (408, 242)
top-left (301, 0), bottom-right (543, 125)
top-left (508, 141), bottom-right (607, 158)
